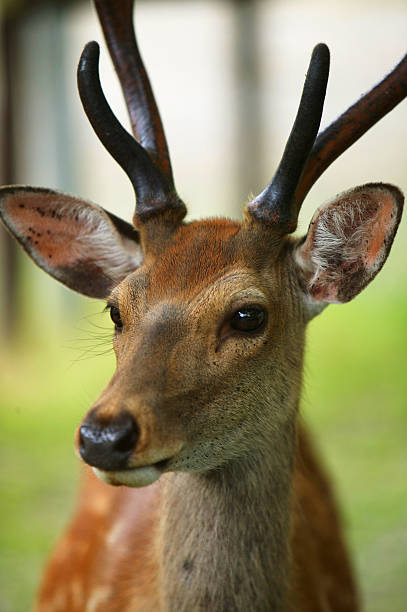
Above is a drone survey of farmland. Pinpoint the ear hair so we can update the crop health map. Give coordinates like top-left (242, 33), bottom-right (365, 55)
top-left (295, 183), bottom-right (403, 315)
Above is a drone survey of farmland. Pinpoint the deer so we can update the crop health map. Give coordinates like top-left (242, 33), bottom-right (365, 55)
top-left (0, 1), bottom-right (406, 610)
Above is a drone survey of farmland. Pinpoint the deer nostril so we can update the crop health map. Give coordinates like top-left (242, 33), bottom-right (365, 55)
top-left (79, 410), bottom-right (139, 471)
top-left (113, 424), bottom-right (138, 454)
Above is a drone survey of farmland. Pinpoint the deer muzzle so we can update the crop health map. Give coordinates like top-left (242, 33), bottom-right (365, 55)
top-left (76, 398), bottom-right (183, 487)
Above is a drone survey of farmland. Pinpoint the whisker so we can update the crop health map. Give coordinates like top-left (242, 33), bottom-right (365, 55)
top-left (65, 307), bottom-right (115, 363)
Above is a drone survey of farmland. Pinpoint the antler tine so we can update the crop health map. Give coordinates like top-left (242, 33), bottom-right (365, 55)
top-left (248, 44), bottom-right (330, 233)
top-left (294, 53), bottom-right (407, 207)
top-left (77, 41), bottom-right (186, 222)
top-left (93, 0), bottom-right (174, 185)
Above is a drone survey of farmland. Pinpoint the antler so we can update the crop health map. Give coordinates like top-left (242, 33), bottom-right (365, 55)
top-left (77, 0), bottom-right (186, 225)
top-left (247, 44), bottom-right (330, 233)
top-left (248, 47), bottom-right (407, 234)
top-left (93, 0), bottom-right (173, 183)
top-left (295, 52), bottom-right (407, 207)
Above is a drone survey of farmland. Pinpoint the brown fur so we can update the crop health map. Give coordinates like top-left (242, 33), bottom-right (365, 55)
top-left (37, 427), bottom-right (358, 611)
top-left (35, 214), bottom-right (366, 611)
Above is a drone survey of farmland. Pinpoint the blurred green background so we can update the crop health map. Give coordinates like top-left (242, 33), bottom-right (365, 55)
top-left (0, 1), bottom-right (406, 611)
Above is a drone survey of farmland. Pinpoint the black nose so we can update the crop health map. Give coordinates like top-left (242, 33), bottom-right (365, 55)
top-left (79, 410), bottom-right (139, 471)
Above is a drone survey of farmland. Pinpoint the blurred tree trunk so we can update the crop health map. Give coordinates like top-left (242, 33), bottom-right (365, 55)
top-left (231, 0), bottom-right (264, 207)
top-left (0, 16), bottom-right (19, 341)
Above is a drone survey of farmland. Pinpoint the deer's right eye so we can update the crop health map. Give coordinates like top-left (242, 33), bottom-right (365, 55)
top-left (110, 306), bottom-right (123, 331)
top-left (230, 306), bottom-right (266, 333)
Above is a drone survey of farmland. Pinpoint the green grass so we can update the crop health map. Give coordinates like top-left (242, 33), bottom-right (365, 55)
top-left (304, 292), bottom-right (407, 612)
top-left (0, 304), bottom-right (116, 612)
top-left (0, 291), bottom-right (406, 611)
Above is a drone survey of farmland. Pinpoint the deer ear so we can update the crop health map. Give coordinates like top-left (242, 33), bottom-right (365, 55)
top-left (0, 186), bottom-right (142, 298)
top-left (295, 183), bottom-right (403, 311)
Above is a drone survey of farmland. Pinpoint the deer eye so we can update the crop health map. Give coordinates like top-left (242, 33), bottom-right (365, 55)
top-left (109, 306), bottom-right (123, 331)
top-left (229, 306), bottom-right (266, 333)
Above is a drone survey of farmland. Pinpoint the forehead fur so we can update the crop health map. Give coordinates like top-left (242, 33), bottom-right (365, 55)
top-left (147, 218), bottom-right (242, 299)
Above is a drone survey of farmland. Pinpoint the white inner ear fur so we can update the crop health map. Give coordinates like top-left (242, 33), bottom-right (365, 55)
top-left (294, 198), bottom-right (365, 317)
top-left (294, 184), bottom-right (401, 316)
top-left (301, 200), bottom-right (370, 282)
top-left (71, 204), bottom-right (142, 282)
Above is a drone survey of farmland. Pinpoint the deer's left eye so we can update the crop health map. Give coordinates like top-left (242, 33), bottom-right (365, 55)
top-left (230, 306), bottom-right (266, 332)
top-left (110, 306), bottom-right (123, 331)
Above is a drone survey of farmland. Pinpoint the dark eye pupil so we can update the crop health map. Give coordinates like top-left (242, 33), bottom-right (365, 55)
top-left (230, 307), bottom-right (266, 332)
top-left (110, 306), bottom-right (123, 330)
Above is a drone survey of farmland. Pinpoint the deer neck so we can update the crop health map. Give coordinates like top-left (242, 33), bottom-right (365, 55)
top-left (157, 418), bottom-right (297, 612)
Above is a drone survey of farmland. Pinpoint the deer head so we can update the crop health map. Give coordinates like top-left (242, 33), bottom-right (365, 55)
top-left (0, 0), bottom-right (405, 489)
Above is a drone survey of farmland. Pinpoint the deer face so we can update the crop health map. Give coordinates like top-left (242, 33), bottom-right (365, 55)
top-left (74, 218), bottom-right (307, 487)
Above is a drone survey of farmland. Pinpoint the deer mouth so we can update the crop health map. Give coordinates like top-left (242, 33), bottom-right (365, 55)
top-left (93, 458), bottom-right (170, 487)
